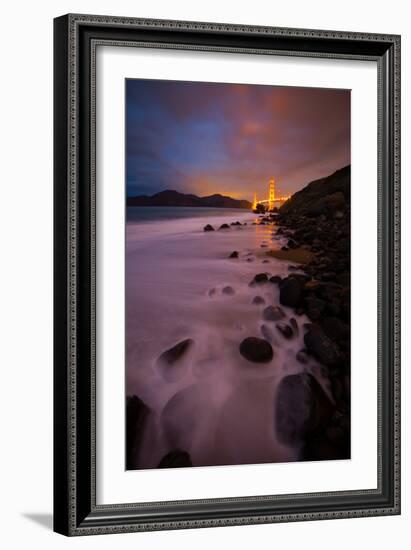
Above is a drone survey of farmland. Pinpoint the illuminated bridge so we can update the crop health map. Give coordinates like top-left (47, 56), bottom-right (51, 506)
top-left (252, 178), bottom-right (291, 211)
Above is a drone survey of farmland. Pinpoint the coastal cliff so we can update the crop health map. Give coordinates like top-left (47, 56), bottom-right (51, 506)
top-left (279, 165), bottom-right (350, 217)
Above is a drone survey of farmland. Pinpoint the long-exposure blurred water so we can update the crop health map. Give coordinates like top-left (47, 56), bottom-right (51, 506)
top-left (126, 207), bottom-right (328, 469)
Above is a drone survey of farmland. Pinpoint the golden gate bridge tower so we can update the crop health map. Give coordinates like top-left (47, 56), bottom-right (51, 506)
top-left (268, 177), bottom-right (276, 211)
top-left (252, 177), bottom-right (290, 211)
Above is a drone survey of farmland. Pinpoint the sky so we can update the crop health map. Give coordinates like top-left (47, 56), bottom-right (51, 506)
top-left (126, 79), bottom-right (350, 202)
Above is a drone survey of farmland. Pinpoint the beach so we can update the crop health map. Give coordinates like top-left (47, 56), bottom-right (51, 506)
top-left (126, 206), bottom-right (344, 470)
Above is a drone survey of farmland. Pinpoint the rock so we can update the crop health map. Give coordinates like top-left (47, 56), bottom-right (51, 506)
top-left (330, 376), bottom-right (347, 405)
top-left (296, 350), bottom-right (310, 364)
top-left (287, 238), bottom-right (298, 249)
top-left (275, 373), bottom-right (334, 445)
top-left (239, 337), bottom-right (274, 363)
top-left (252, 296), bottom-right (265, 305)
top-left (302, 432), bottom-right (349, 461)
top-left (203, 224), bottom-right (215, 232)
top-left (316, 281), bottom-right (341, 302)
top-left (246, 258), bottom-right (254, 262)
top-left (321, 271), bottom-right (336, 281)
top-left (289, 273), bottom-right (311, 284)
top-left (262, 259), bottom-right (270, 263)
top-left (306, 308), bottom-right (321, 321)
top-left (302, 410), bottom-right (350, 461)
top-left (159, 339), bottom-right (193, 365)
top-left (276, 322), bottom-right (293, 339)
top-left (269, 275), bottom-right (282, 285)
top-left (279, 277), bottom-right (303, 308)
top-left (336, 272), bottom-right (350, 286)
top-left (126, 395), bottom-right (150, 470)
top-left (262, 305), bottom-right (285, 321)
top-left (325, 301), bottom-right (340, 316)
top-left (304, 296), bottom-right (326, 320)
top-left (321, 317), bottom-right (349, 342)
top-left (281, 246), bottom-right (289, 251)
top-left (218, 223), bottom-right (230, 230)
top-left (304, 279), bottom-right (323, 292)
top-left (158, 449), bottom-right (193, 468)
top-left (229, 250), bottom-right (239, 258)
top-left (253, 273), bottom-right (269, 284)
top-left (222, 286), bottom-right (235, 295)
top-left (304, 326), bottom-right (342, 367)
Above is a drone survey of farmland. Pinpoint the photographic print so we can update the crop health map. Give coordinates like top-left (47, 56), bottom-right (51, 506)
top-left (125, 79), bottom-right (351, 470)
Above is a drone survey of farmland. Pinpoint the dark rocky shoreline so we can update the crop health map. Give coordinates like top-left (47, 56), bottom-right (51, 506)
top-left (264, 165), bottom-right (351, 460)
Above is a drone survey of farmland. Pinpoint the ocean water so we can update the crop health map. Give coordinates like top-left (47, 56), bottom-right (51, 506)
top-left (126, 207), bottom-right (329, 469)
top-left (127, 206), bottom-right (250, 223)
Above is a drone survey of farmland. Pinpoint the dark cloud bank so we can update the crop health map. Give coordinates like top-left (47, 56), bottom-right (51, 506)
top-left (126, 79), bottom-right (350, 201)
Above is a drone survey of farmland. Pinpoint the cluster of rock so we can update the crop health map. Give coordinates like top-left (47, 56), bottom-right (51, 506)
top-left (203, 220), bottom-right (246, 232)
top-left (237, 166), bottom-right (351, 461)
top-left (273, 165), bottom-right (351, 460)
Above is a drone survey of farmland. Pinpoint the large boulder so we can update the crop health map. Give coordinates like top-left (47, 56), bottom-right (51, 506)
top-left (269, 275), bottom-right (282, 285)
top-left (279, 277), bottom-right (303, 307)
top-left (321, 317), bottom-right (349, 343)
top-left (275, 373), bottom-right (334, 446)
top-left (304, 326), bottom-right (342, 367)
top-left (252, 273), bottom-right (269, 284)
top-left (239, 337), bottom-right (274, 363)
top-left (304, 296), bottom-right (326, 320)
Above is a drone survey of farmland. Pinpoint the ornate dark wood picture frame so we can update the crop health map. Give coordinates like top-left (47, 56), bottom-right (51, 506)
top-left (53, 13), bottom-right (400, 536)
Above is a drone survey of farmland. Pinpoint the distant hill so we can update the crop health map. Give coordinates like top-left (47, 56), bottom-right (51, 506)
top-left (127, 189), bottom-right (252, 209)
top-left (279, 165), bottom-right (350, 217)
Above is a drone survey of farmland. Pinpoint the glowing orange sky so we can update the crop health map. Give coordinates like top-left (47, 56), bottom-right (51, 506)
top-left (126, 80), bottom-right (350, 201)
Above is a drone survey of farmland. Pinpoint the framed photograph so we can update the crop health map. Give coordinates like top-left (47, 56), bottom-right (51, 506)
top-left (53, 14), bottom-right (401, 536)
